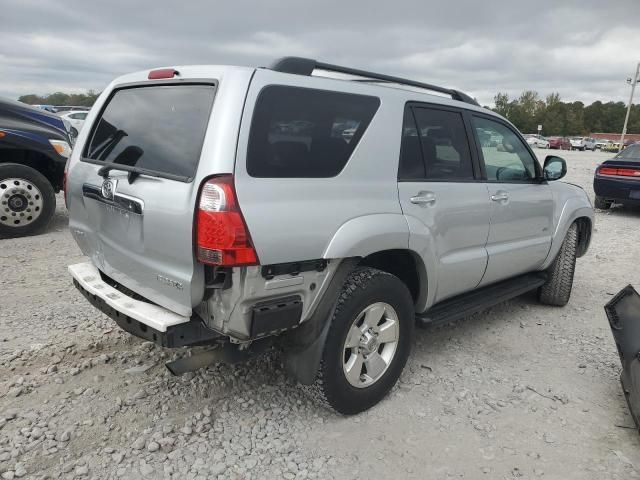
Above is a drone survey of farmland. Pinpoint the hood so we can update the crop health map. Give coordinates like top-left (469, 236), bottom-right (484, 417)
top-left (0, 97), bottom-right (68, 138)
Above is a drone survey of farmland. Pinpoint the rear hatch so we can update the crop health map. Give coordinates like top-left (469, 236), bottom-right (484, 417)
top-left (67, 71), bottom-right (247, 317)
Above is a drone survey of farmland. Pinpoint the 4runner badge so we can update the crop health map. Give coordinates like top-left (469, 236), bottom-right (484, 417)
top-left (101, 178), bottom-right (116, 200)
top-left (156, 274), bottom-right (184, 290)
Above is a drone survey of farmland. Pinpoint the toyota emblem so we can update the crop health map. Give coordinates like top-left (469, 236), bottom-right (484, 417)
top-left (101, 179), bottom-right (116, 200)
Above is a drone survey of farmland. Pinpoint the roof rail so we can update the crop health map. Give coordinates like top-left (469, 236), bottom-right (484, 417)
top-left (268, 57), bottom-right (479, 106)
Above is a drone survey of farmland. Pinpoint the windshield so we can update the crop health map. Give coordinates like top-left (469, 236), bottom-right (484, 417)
top-left (83, 84), bottom-right (216, 180)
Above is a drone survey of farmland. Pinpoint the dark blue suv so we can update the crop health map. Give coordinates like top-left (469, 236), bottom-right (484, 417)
top-left (0, 97), bottom-right (73, 237)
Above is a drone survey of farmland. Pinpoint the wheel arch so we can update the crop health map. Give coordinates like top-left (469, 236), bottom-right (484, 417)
top-left (358, 248), bottom-right (427, 309)
top-left (574, 216), bottom-right (592, 258)
top-left (542, 203), bottom-right (594, 269)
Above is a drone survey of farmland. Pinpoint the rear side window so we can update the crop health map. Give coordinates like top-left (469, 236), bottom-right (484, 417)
top-left (247, 86), bottom-right (380, 178)
top-left (399, 106), bottom-right (474, 180)
top-left (83, 85), bottom-right (216, 180)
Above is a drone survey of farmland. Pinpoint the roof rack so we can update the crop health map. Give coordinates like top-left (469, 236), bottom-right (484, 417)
top-left (268, 57), bottom-right (479, 106)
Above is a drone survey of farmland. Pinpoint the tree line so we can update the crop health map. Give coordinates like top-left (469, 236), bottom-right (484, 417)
top-left (491, 91), bottom-right (640, 137)
top-left (16, 89), bottom-right (639, 137)
top-left (18, 91), bottom-right (100, 108)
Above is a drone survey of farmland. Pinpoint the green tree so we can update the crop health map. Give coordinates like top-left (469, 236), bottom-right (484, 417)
top-left (491, 90), bottom-right (639, 136)
top-left (494, 92), bottom-right (511, 118)
top-left (18, 91), bottom-right (99, 107)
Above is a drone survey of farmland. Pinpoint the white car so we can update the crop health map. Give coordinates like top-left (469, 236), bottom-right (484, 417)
top-left (570, 137), bottom-right (596, 151)
top-left (524, 134), bottom-right (550, 149)
top-left (59, 110), bottom-right (89, 138)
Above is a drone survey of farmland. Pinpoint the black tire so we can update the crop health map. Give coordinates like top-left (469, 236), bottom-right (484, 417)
top-left (304, 267), bottom-right (414, 414)
top-left (0, 163), bottom-right (56, 238)
top-left (594, 196), bottom-right (612, 210)
top-left (538, 223), bottom-right (578, 307)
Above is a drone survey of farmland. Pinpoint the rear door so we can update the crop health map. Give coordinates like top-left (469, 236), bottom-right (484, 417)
top-left (397, 104), bottom-right (490, 304)
top-left (68, 82), bottom-right (217, 317)
top-left (470, 114), bottom-right (554, 286)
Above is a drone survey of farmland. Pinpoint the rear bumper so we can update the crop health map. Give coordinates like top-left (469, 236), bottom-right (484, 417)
top-left (69, 262), bottom-right (220, 347)
top-left (594, 177), bottom-right (640, 205)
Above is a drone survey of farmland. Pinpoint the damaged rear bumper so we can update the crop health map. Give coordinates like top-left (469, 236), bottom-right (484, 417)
top-left (69, 262), bottom-right (219, 347)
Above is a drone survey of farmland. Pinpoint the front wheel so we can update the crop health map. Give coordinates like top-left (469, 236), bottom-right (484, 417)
top-left (0, 163), bottom-right (56, 238)
top-left (538, 223), bottom-right (578, 306)
top-left (304, 267), bottom-right (414, 414)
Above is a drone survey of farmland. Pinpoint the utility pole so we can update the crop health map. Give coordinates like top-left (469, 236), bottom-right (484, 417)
top-left (620, 62), bottom-right (640, 152)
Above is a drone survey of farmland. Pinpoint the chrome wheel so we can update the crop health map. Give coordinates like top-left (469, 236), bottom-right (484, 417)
top-left (342, 302), bottom-right (399, 388)
top-left (0, 178), bottom-right (44, 228)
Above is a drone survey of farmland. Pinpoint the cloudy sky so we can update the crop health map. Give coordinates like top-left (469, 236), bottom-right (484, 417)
top-left (2, 0), bottom-right (638, 106)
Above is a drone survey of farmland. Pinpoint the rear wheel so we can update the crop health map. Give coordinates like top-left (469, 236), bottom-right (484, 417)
top-left (538, 223), bottom-right (578, 306)
top-left (0, 163), bottom-right (56, 238)
top-left (304, 267), bottom-right (414, 414)
top-left (594, 196), bottom-right (612, 210)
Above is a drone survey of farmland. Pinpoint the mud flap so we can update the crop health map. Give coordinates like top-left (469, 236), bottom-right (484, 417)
top-left (605, 285), bottom-right (640, 430)
top-left (282, 258), bottom-right (359, 385)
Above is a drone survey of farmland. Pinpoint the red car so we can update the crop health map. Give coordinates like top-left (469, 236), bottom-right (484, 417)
top-left (548, 136), bottom-right (571, 150)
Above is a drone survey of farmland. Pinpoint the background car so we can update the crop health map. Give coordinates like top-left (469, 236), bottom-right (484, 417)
top-left (570, 137), bottom-right (597, 151)
top-left (32, 104), bottom-right (58, 113)
top-left (59, 110), bottom-right (89, 139)
top-left (602, 141), bottom-right (622, 152)
top-left (548, 136), bottom-right (571, 150)
top-left (524, 134), bottom-right (550, 148)
top-left (0, 97), bottom-right (71, 237)
top-left (593, 142), bottom-right (640, 209)
top-left (595, 139), bottom-right (612, 150)
top-left (53, 105), bottom-right (90, 113)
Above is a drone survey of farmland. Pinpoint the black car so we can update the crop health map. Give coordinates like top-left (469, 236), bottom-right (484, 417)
top-left (594, 143), bottom-right (640, 209)
top-left (0, 97), bottom-right (73, 237)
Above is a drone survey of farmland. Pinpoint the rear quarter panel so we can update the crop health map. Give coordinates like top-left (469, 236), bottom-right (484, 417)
top-left (233, 70), bottom-right (408, 265)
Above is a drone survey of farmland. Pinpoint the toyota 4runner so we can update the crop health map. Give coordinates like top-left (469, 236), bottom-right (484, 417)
top-left (66, 58), bottom-right (594, 414)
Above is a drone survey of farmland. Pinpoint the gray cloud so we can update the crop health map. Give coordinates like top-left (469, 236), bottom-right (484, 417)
top-left (1, 0), bottom-right (638, 106)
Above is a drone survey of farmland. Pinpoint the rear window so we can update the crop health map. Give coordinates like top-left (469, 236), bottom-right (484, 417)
top-left (247, 86), bottom-right (380, 178)
top-left (83, 85), bottom-right (216, 180)
top-left (617, 144), bottom-right (640, 158)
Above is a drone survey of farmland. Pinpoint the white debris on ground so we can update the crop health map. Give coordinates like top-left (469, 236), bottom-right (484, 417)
top-left (1, 150), bottom-right (640, 479)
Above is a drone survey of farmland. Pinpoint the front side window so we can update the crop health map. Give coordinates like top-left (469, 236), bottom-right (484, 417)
top-left (472, 116), bottom-right (539, 182)
top-left (399, 106), bottom-right (474, 180)
top-left (247, 86), bottom-right (380, 178)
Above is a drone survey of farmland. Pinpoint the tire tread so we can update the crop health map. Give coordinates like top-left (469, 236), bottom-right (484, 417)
top-left (301, 267), bottom-right (411, 413)
top-left (539, 223), bottom-right (578, 306)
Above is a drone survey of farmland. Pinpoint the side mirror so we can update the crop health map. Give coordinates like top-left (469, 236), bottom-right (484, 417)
top-left (543, 155), bottom-right (567, 181)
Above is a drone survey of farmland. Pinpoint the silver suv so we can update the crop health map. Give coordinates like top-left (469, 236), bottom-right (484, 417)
top-left (66, 58), bottom-right (594, 414)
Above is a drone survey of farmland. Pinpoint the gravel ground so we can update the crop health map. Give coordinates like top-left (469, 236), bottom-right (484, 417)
top-left (2, 149), bottom-right (640, 479)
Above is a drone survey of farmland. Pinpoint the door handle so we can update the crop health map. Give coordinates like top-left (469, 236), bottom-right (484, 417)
top-left (410, 192), bottom-right (436, 206)
top-left (491, 192), bottom-right (509, 202)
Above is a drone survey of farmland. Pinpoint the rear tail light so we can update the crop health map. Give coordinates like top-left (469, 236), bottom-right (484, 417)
top-left (196, 175), bottom-right (258, 266)
top-left (597, 166), bottom-right (640, 178)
